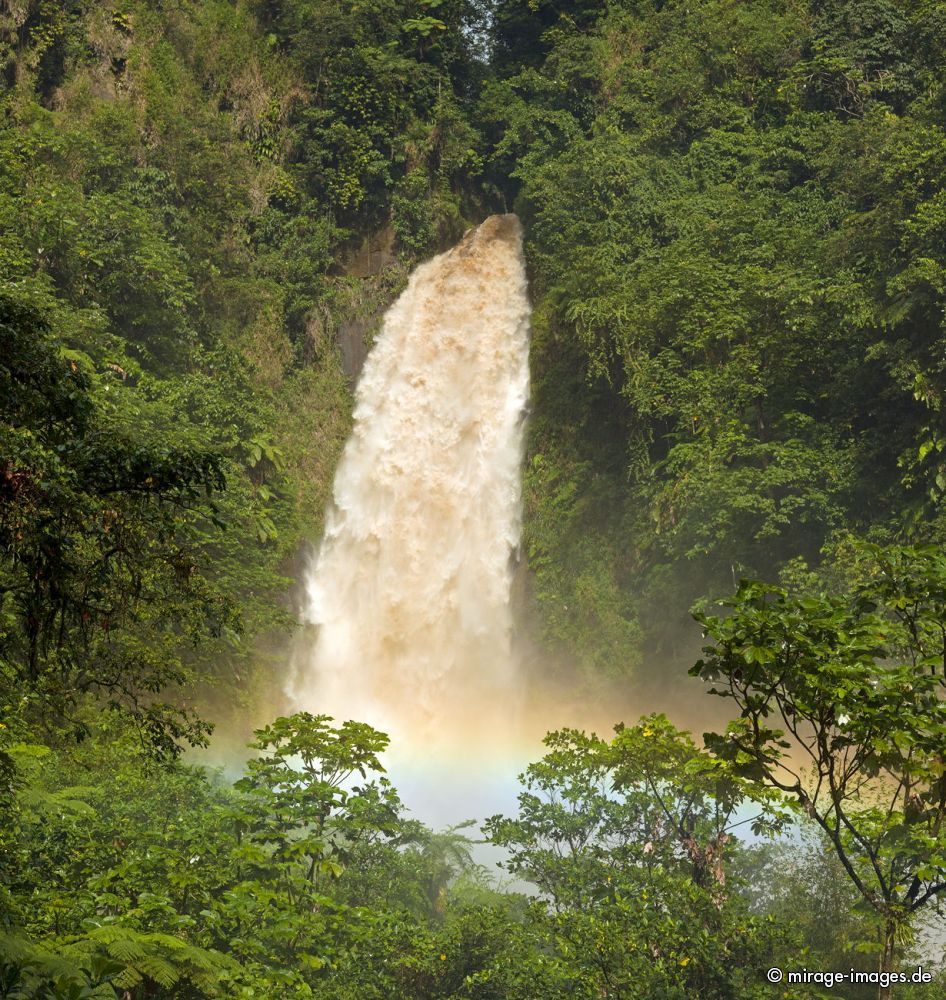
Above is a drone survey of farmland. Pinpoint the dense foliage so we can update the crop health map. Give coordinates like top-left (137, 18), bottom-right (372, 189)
top-left (488, 0), bottom-right (946, 683)
top-left (694, 543), bottom-right (946, 989)
top-left (0, 0), bottom-right (499, 739)
top-left (4, 0), bottom-right (946, 994)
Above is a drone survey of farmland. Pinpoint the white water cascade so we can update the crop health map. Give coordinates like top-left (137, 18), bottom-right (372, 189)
top-left (289, 215), bottom-right (532, 814)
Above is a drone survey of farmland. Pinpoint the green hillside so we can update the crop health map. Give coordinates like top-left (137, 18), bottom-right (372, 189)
top-left (3, 1), bottom-right (946, 995)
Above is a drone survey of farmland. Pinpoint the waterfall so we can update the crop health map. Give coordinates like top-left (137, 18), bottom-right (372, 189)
top-left (289, 215), bottom-right (531, 766)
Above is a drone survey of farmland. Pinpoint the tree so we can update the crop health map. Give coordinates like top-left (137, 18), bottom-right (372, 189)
top-left (741, 828), bottom-right (887, 1000)
top-left (481, 0), bottom-right (946, 684)
top-left (235, 712), bottom-right (401, 872)
top-left (485, 718), bottom-right (793, 998)
top-left (692, 543), bottom-right (946, 997)
top-left (0, 293), bottom-right (235, 756)
top-left (0, 712), bottom-right (414, 995)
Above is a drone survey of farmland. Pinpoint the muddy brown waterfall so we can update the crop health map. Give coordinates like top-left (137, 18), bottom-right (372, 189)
top-left (289, 215), bottom-right (531, 763)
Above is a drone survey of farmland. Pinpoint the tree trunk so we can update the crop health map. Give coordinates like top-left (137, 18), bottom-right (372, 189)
top-left (877, 917), bottom-right (897, 1000)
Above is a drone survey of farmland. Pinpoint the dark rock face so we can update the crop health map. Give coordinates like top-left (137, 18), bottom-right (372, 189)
top-left (345, 227), bottom-right (396, 279)
top-left (335, 313), bottom-right (372, 381)
top-left (332, 226), bottom-right (401, 382)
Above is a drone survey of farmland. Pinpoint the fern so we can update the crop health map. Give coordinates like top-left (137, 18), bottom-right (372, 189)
top-left (102, 933), bottom-right (146, 963)
top-left (80, 925), bottom-right (234, 995)
top-left (136, 955), bottom-right (179, 988)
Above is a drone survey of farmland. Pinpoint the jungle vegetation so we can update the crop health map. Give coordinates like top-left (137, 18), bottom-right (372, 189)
top-left (3, 0), bottom-right (946, 996)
